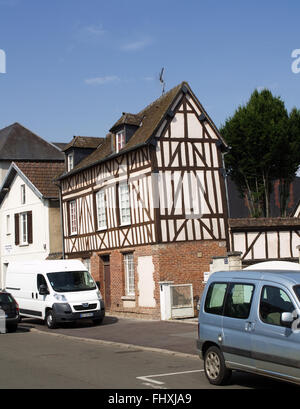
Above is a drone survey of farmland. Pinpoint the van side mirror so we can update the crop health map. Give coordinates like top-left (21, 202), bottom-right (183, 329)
top-left (281, 312), bottom-right (294, 324)
top-left (39, 284), bottom-right (49, 296)
top-left (96, 281), bottom-right (101, 290)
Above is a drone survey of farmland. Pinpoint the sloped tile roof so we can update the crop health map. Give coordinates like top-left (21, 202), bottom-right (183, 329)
top-left (0, 123), bottom-right (64, 161)
top-left (58, 81), bottom-right (226, 180)
top-left (59, 83), bottom-right (184, 178)
top-left (62, 136), bottom-right (105, 151)
top-left (15, 161), bottom-right (65, 198)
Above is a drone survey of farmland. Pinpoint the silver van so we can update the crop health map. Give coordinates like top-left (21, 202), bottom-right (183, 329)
top-left (197, 270), bottom-right (300, 386)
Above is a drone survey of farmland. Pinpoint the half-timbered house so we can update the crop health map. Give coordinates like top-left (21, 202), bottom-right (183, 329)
top-left (57, 82), bottom-right (229, 319)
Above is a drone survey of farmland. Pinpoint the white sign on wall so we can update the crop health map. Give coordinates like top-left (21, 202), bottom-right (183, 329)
top-left (4, 245), bottom-right (12, 255)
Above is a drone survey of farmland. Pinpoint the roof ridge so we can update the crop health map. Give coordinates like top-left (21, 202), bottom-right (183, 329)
top-left (136, 82), bottom-right (185, 116)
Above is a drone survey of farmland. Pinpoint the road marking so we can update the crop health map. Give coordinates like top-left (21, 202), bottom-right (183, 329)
top-left (137, 369), bottom-right (204, 387)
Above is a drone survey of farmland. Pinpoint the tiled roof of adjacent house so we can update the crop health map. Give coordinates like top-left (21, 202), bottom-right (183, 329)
top-left (14, 161), bottom-right (65, 199)
top-left (62, 136), bottom-right (105, 152)
top-left (0, 122), bottom-right (64, 161)
top-left (52, 142), bottom-right (68, 151)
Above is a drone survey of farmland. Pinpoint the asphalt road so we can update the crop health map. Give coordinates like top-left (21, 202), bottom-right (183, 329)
top-left (0, 325), bottom-right (297, 390)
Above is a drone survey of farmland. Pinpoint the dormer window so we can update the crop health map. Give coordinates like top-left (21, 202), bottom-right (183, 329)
top-left (67, 152), bottom-right (74, 171)
top-left (116, 131), bottom-right (125, 153)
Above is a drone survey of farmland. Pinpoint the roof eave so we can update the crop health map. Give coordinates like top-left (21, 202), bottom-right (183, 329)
top-left (0, 162), bottom-right (46, 206)
top-left (56, 141), bottom-right (149, 182)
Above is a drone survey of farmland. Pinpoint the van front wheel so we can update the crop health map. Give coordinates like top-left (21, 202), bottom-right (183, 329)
top-left (204, 346), bottom-right (232, 386)
top-left (46, 310), bottom-right (58, 330)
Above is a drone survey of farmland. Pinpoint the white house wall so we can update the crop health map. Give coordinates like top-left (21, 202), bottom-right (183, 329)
top-left (0, 174), bottom-right (50, 288)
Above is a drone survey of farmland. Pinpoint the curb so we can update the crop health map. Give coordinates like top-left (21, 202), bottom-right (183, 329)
top-left (30, 327), bottom-right (199, 360)
top-left (104, 312), bottom-right (198, 325)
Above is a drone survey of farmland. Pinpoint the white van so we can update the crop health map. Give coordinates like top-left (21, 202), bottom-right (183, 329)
top-left (5, 260), bottom-right (105, 329)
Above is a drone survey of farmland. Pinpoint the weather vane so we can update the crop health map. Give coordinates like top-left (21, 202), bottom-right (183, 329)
top-left (159, 68), bottom-right (166, 95)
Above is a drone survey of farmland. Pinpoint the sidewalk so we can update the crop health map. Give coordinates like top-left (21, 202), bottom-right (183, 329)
top-left (21, 314), bottom-right (199, 357)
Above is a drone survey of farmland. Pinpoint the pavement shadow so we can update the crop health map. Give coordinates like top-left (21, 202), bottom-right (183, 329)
top-left (19, 315), bottom-right (119, 331)
top-left (61, 315), bottom-right (119, 329)
top-left (229, 371), bottom-right (298, 389)
top-left (16, 325), bottom-right (32, 333)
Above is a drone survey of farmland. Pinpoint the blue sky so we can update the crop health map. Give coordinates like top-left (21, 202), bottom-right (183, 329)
top-left (0, 0), bottom-right (299, 143)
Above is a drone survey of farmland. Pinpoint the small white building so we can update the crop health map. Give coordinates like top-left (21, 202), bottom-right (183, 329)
top-left (0, 161), bottom-right (65, 288)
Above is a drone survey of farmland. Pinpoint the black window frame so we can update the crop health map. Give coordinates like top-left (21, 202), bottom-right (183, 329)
top-left (223, 282), bottom-right (255, 320)
top-left (259, 285), bottom-right (295, 328)
top-left (37, 274), bottom-right (48, 291)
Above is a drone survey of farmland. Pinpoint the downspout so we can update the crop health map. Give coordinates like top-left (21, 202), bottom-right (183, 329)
top-left (56, 182), bottom-right (65, 260)
top-left (222, 150), bottom-right (231, 219)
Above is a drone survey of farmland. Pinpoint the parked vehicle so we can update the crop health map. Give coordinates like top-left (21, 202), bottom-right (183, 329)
top-left (5, 260), bottom-right (105, 329)
top-left (0, 290), bottom-right (19, 333)
top-left (197, 269), bottom-right (300, 386)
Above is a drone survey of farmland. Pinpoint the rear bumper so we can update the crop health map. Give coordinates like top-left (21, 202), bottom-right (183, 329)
top-left (196, 340), bottom-right (204, 359)
top-left (52, 302), bottom-right (105, 323)
top-left (6, 316), bottom-right (19, 326)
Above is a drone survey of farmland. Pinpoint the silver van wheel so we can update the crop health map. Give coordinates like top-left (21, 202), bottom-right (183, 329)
top-left (206, 351), bottom-right (221, 380)
top-left (204, 346), bottom-right (232, 386)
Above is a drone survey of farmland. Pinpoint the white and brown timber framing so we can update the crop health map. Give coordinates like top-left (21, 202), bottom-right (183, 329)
top-left (57, 82), bottom-right (229, 257)
top-left (229, 218), bottom-right (300, 265)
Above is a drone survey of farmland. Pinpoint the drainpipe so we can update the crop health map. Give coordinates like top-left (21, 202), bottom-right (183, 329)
top-left (221, 150), bottom-right (231, 219)
top-left (56, 182), bottom-right (65, 260)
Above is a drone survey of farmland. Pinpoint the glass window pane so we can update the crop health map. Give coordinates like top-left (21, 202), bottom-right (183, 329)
top-left (224, 284), bottom-right (254, 319)
top-left (260, 285), bottom-right (295, 327)
top-left (69, 201), bottom-right (77, 234)
top-left (124, 253), bottom-right (135, 296)
top-left (96, 190), bottom-right (107, 229)
top-left (205, 283), bottom-right (227, 315)
top-left (119, 184), bottom-right (131, 225)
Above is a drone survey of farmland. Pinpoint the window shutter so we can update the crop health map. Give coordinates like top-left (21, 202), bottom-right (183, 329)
top-left (27, 211), bottom-right (33, 244)
top-left (14, 213), bottom-right (19, 245)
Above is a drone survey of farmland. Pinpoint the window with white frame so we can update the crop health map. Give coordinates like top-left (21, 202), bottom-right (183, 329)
top-left (116, 131), bottom-right (125, 153)
top-left (119, 183), bottom-right (131, 225)
top-left (67, 153), bottom-right (74, 172)
top-left (96, 189), bottom-right (107, 230)
top-left (69, 200), bottom-right (77, 235)
top-left (124, 253), bottom-right (135, 296)
top-left (20, 212), bottom-right (28, 244)
top-left (21, 184), bottom-right (26, 204)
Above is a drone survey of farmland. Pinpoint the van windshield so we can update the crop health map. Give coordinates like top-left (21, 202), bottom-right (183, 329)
top-left (47, 271), bottom-right (96, 293)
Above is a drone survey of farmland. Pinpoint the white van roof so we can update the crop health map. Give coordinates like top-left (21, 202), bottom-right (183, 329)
top-left (244, 261), bottom-right (300, 271)
top-left (7, 260), bottom-right (86, 274)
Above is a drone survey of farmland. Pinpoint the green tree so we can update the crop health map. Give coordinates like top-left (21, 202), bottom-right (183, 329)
top-left (220, 89), bottom-right (300, 218)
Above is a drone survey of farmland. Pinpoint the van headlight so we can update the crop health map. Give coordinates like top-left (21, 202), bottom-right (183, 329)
top-left (96, 291), bottom-right (102, 301)
top-left (54, 293), bottom-right (68, 302)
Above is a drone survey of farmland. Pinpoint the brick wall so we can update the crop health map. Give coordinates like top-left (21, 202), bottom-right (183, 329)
top-left (86, 239), bottom-right (227, 320)
top-left (153, 240), bottom-right (227, 309)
